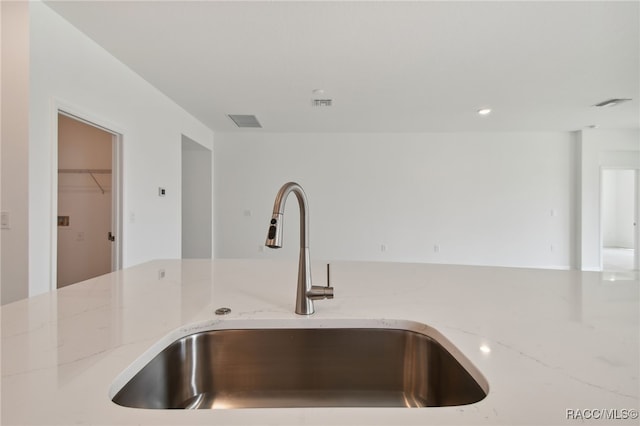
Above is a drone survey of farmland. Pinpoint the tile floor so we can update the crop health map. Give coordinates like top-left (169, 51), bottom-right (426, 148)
top-left (602, 247), bottom-right (638, 282)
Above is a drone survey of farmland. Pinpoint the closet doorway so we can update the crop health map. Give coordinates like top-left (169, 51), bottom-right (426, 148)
top-left (601, 168), bottom-right (638, 272)
top-left (57, 112), bottom-right (121, 288)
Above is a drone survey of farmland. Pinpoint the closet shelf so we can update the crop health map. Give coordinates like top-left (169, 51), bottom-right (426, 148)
top-left (58, 169), bottom-right (112, 194)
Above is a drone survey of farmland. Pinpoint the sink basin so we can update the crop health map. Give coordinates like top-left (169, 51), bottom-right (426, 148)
top-left (112, 322), bottom-right (488, 409)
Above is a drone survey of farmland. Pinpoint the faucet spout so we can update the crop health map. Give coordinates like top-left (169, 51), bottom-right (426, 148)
top-left (265, 182), bottom-right (333, 315)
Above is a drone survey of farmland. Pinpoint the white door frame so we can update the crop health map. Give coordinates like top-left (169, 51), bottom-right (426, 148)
top-left (111, 130), bottom-right (123, 272)
top-left (51, 101), bottom-right (124, 290)
top-left (635, 169), bottom-right (640, 270)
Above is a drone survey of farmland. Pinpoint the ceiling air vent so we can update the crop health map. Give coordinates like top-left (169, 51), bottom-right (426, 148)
top-left (311, 99), bottom-right (333, 107)
top-left (228, 114), bottom-right (262, 128)
top-left (593, 98), bottom-right (632, 108)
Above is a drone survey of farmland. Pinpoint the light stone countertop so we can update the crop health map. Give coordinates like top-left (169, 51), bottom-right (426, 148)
top-left (1, 259), bottom-right (638, 425)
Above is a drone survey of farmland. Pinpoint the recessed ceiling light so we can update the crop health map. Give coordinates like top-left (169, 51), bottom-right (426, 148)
top-left (593, 98), bottom-right (632, 108)
top-left (477, 108), bottom-right (492, 116)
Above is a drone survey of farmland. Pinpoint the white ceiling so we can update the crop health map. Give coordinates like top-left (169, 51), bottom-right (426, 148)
top-left (45, 1), bottom-right (639, 133)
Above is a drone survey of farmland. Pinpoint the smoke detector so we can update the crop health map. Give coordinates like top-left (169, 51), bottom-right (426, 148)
top-left (311, 99), bottom-right (333, 107)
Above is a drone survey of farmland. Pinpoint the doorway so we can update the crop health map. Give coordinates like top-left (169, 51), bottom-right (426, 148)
top-left (601, 169), bottom-right (638, 272)
top-left (181, 135), bottom-right (212, 258)
top-left (57, 112), bottom-right (121, 288)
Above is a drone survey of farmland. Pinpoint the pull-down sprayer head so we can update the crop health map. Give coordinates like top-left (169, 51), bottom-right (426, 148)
top-left (266, 213), bottom-right (284, 248)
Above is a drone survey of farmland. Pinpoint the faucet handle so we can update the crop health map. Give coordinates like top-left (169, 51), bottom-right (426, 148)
top-left (308, 285), bottom-right (334, 300)
top-left (321, 263), bottom-right (334, 299)
top-left (305, 263), bottom-right (334, 301)
top-left (324, 286), bottom-right (334, 299)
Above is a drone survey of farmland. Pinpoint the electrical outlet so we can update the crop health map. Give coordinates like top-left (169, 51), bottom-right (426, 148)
top-left (434, 245), bottom-right (440, 253)
top-left (158, 269), bottom-right (165, 279)
top-left (380, 244), bottom-right (387, 252)
top-left (158, 187), bottom-right (166, 197)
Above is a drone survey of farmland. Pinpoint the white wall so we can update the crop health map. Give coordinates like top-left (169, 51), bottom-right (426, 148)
top-left (57, 114), bottom-right (112, 287)
top-left (579, 129), bottom-right (640, 270)
top-left (602, 169), bottom-right (636, 249)
top-left (214, 132), bottom-right (576, 269)
top-left (28, 1), bottom-right (214, 297)
top-left (1, 0), bottom-right (30, 304)
top-left (182, 136), bottom-right (212, 259)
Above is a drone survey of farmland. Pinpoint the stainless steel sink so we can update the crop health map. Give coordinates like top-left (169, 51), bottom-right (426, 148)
top-left (112, 325), bottom-right (488, 409)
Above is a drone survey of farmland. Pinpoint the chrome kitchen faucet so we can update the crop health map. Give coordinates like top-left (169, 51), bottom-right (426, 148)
top-left (265, 182), bottom-right (333, 315)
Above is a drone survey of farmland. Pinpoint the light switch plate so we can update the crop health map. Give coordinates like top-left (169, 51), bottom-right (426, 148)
top-left (1, 211), bottom-right (9, 229)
